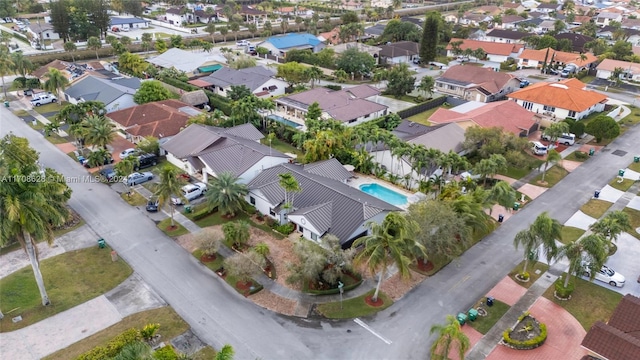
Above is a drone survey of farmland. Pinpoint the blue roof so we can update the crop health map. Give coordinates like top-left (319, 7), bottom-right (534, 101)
top-left (110, 17), bottom-right (150, 25)
top-left (266, 33), bottom-right (321, 50)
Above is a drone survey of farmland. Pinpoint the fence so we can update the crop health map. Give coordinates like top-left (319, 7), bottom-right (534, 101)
top-left (266, 54), bottom-right (285, 63)
top-left (397, 96), bottom-right (447, 119)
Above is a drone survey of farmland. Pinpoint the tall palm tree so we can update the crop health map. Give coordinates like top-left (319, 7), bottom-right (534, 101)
top-left (0, 135), bottom-right (72, 306)
top-left (429, 315), bottom-right (470, 360)
top-left (155, 165), bottom-right (185, 227)
top-left (354, 212), bottom-right (425, 302)
top-left (43, 68), bottom-right (70, 107)
top-left (555, 234), bottom-right (608, 288)
top-left (489, 181), bottom-right (516, 214)
top-left (82, 115), bottom-right (116, 150)
top-left (85, 148), bottom-right (111, 169)
top-left (278, 172), bottom-right (301, 213)
top-left (10, 51), bottom-right (34, 78)
top-left (205, 172), bottom-right (248, 217)
top-left (449, 188), bottom-right (493, 235)
top-left (541, 149), bottom-right (561, 183)
top-left (514, 212), bottom-right (562, 276)
top-left (589, 211), bottom-right (631, 246)
top-left (0, 47), bottom-right (15, 98)
top-left (305, 66), bottom-right (323, 88)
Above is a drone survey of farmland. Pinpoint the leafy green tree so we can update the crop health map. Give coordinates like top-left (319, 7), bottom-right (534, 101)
top-left (220, 25), bottom-right (229, 42)
top-left (0, 47), bottom-right (15, 98)
top-left (155, 40), bottom-right (168, 53)
top-left (418, 76), bottom-right (435, 98)
top-left (214, 345), bottom-right (235, 360)
top-left (429, 315), bottom-right (470, 360)
top-left (81, 114), bottom-right (116, 149)
top-left (222, 221), bottom-right (251, 249)
top-left (136, 135), bottom-right (160, 155)
top-left (385, 63), bottom-right (415, 98)
top-left (230, 94), bottom-right (273, 127)
top-left (543, 122), bottom-right (570, 145)
top-left (205, 172), bottom-right (248, 217)
top-left (590, 211), bottom-right (632, 246)
top-left (49, 0), bottom-right (71, 42)
top-left (305, 66), bottom-right (323, 88)
top-left (87, 36), bottom-right (102, 59)
top-left (306, 102), bottom-right (322, 121)
top-left (340, 11), bottom-right (359, 24)
top-left (354, 212), bottom-right (425, 302)
top-left (224, 252), bottom-right (266, 283)
top-left (421, 12), bottom-right (440, 62)
top-left (276, 61), bottom-right (310, 87)
top-left (336, 48), bottom-right (376, 79)
top-left (118, 52), bottom-right (147, 77)
top-left (474, 154), bottom-right (507, 185)
top-left (85, 148), bottom-right (111, 169)
top-left (513, 212), bottom-right (562, 277)
top-left (585, 115), bottom-right (620, 143)
top-left (489, 180), bottom-right (516, 214)
top-left (382, 19), bottom-right (421, 42)
top-left (133, 80), bottom-right (172, 104)
top-left (112, 341), bottom-right (153, 360)
top-left (253, 242), bottom-right (270, 260)
top-left (227, 85), bottom-right (252, 101)
top-left (64, 41), bottom-right (77, 62)
top-left (230, 22), bottom-right (240, 41)
top-left (10, 51), bottom-right (34, 78)
top-left (155, 165), bottom-right (185, 227)
top-left (0, 135), bottom-right (72, 306)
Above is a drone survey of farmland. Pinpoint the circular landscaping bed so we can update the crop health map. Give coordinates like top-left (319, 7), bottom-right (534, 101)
top-left (502, 313), bottom-right (547, 350)
top-left (365, 294), bottom-right (384, 307)
top-left (200, 253), bottom-right (217, 262)
top-left (416, 258), bottom-right (434, 272)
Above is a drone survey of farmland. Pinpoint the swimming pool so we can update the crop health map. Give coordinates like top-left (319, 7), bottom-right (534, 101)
top-left (359, 183), bottom-right (408, 206)
top-left (267, 114), bottom-right (302, 129)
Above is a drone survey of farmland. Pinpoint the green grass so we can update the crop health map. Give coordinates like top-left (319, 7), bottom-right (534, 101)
top-left (188, 208), bottom-right (284, 239)
top-left (622, 207), bottom-right (640, 239)
top-left (542, 275), bottom-right (623, 331)
top-left (0, 246), bottom-right (132, 332)
top-left (0, 218), bottom-right (86, 256)
top-left (120, 191), bottom-right (147, 206)
top-left (193, 249), bottom-right (225, 272)
top-left (381, 94), bottom-right (420, 103)
top-left (580, 75), bottom-right (596, 84)
top-left (43, 307), bottom-right (189, 360)
top-left (530, 166), bottom-right (569, 187)
top-left (580, 199), bottom-right (613, 219)
top-left (13, 109), bottom-right (29, 116)
top-left (620, 105), bottom-right (640, 131)
top-left (157, 218), bottom-right (189, 237)
top-left (528, 75), bottom-right (547, 80)
top-left (405, 104), bottom-right (452, 125)
top-left (33, 102), bottom-right (63, 114)
top-left (193, 347), bottom-right (218, 360)
top-left (154, 32), bottom-right (172, 39)
top-left (260, 137), bottom-right (303, 157)
top-left (316, 289), bottom-right (393, 319)
top-left (560, 226), bottom-right (586, 245)
top-left (564, 151), bottom-right (589, 162)
top-left (499, 166), bottom-right (530, 180)
top-left (467, 299), bottom-right (510, 334)
top-left (508, 261), bottom-right (550, 289)
top-left (608, 177), bottom-right (634, 192)
top-left (629, 161), bottom-right (640, 172)
top-left (43, 132), bottom-right (70, 144)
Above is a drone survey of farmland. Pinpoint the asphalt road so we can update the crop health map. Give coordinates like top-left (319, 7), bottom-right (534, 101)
top-left (2, 105), bottom-right (639, 359)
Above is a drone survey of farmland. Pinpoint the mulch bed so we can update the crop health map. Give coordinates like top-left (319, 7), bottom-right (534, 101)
top-left (236, 281), bottom-right (252, 291)
top-left (365, 295), bottom-right (384, 307)
top-left (416, 259), bottom-right (434, 272)
top-left (200, 254), bottom-right (217, 262)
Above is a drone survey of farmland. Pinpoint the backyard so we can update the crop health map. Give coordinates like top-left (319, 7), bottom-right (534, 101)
top-left (405, 103), bottom-right (452, 125)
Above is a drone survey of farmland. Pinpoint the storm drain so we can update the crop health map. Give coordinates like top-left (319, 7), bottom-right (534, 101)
top-left (612, 150), bottom-right (628, 157)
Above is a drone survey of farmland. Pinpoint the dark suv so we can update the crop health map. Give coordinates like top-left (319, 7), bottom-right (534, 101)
top-left (134, 153), bottom-right (158, 171)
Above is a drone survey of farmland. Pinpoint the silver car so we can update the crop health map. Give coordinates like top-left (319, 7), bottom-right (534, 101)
top-left (124, 172), bottom-right (153, 186)
top-left (583, 264), bottom-right (626, 287)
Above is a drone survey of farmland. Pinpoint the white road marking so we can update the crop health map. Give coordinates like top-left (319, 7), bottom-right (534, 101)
top-left (354, 318), bottom-right (392, 345)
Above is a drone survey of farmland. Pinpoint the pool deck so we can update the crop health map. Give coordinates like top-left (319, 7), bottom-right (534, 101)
top-left (348, 175), bottom-right (416, 210)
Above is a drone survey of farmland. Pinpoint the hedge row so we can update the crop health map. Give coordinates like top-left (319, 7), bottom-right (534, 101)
top-left (158, 77), bottom-right (232, 115)
top-left (503, 322), bottom-right (547, 350)
top-left (76, 328), bottom-right (141, 360)
top-left (305, 275), bottom-right (363, 295)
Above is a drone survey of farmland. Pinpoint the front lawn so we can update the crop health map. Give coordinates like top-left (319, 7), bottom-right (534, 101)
top-left (508, 261), bottom-right (550, 289)
top-left (467, 299), bottom-right (510, 334)
top-left (315, 289), bottom-right (393, 319)
top-left (499, 165), bottom-right (532, 180)
top-left (629, 161), bottom-right (640, 173)
top-left (542, 275), bottom-right (623, 331)
top-left (530, 166), bottom-right (569, 187)
top-left (580, 199), bottom-right (613, 219)
top-left (622, 207), bottom-right (640, 239)
top-left (120, 191), bottom-right (147, 206)
top-left (187, 208), bottom-right (284, 239)
top-left (608, 178), bottom-right (634, 192)
top-left (564, 151), bottom-right (589, 162)
top-left (381, 94), bottom-right (420, 103)
top-left (0, 246), bottom-right (132, 332)
top-left (560, 226), bottom-right (586, 245)
top-left (157, 218), bottom-right (189, 237)
top-left (33, 102), bottom-right (63, 114)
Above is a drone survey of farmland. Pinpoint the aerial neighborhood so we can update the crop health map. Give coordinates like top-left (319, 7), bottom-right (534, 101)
top-left (2, 1), bottom-right (640, 359)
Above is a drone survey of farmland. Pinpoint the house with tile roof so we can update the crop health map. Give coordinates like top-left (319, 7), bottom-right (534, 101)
top-left (161, 123), bottom-right (290, 183)
top-left (446, 38), bottom-right (524, 62)
top-left (596, 11), bottom-right (623, 27)
top-left (581, 294), bottom-right (640, 360)
top-left (508, 78), bottom-right (607, 120)
top-left (63, 75), bottom-right (140, 113)
top-left (107, 100), bottom-right (201, 143)
top-left (187, 66), bottom-right (286, 98)
top-left (274, 85), bottom-right (388, 127)
top-left (535, 2), bottom-right (561, 13)
top-left (502, 2), bottom-right (526, 13)
top-left (435, 65), bottom-right (521, 103)
top-left (147, 48), bottom-right (225, 76)
top-left (247, 159), bottom-right (400, 246)
top-left (517, 48), bottom-right (598, 70)
top-left (257, 33), bottom-right (325, 56)
top-left (429, 100), bottom-right (540, 137)
top-left (498, 15), bottom-right (527, 30)
top-left (484, 29), bottom-right (529, 44)
top-left (596, 59), bottom-right (640, 81)
top-left (378, 41), bottom-right (420, 64)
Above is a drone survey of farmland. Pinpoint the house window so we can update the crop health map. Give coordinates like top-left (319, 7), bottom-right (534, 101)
top-left (568, 110), bottom-right (576, 118)
top-left (299, 226), bottom-right (304, 233)
top-left (364, 114), bottom-right (370, 118)
top-left (437, 82), bottom-right (443, 87)
top-left (523, 101), bottom-right (533, 110)
top-left (349, 119), bottom-right (357, 123)
top-left (249, 196), bottom-right (255, 205)
top-left (448, 85), bottom-right (455, 90)
top-left (543, 105), bottom-right (556, 112)
top-left (311, 233), bottom-right (318, 241)
top-left (269, 208), bottom-right (275, 216)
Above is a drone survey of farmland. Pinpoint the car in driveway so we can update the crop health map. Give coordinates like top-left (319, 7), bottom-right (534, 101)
top-left (120, 148), bottom-right (137, 159)
top-left (84, 156), bottom-right (114, 168)
top-left (30, 94), bottom-right (57, 106)
top-left (146, 196), bottom-right (160, 212)
top-left (99, 167), bottom-right (117, 181)
top-left (124, 172), bottom-right (154, 186)
top-left (133, 153), bottom-right (158, 171)
top-left (583, 264), bottom-right (626, 287)
top-left (171, 182), bottom-right (208, 205)
top-left (520, 80), bottom-right (530, 88)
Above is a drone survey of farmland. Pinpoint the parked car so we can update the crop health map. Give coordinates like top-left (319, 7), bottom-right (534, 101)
top-left (531, 141), bottom-right (548, 155)
top-left (99, 167), bottom-right (117, 181)
top-left (134, 153), bottom-right (158, 171)
top-left (124, 172), bottom-right (154, 186)
top-left (560, 65), bottom-right (577, 78)
top-left (30, 94), bottom-right (57, 106)
top-left (84, 156), bottom-right (114, 168)
top-left (23, 88), bottom-right (33, 96)
top-left (119, 148), bottom-right (137, 159)
top-left (519, 80), bottom-right (530, 88)
top-left (541, 133), bottom-right (576, 146)
top-left (146, 196), bottom-right (160, 212)
top-left (582, 264), bottom-right (626, 287)
top-left (236, 40), bottom-right (250, 47)
top-left (429, 62), bottom-right (448, 70)
top-left (412, 57), bottom-right (421, 64)
top-left (171, 182), bottom-right (208, 205)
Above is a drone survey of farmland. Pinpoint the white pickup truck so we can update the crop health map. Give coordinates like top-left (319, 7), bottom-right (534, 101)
top-left (171, 182), bottom-right (208, 205)
top-left (30, 94), bottom-right (57, 106)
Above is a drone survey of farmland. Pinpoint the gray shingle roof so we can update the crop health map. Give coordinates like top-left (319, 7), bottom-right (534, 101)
top-left (64, 75), bottom-right (139, 105)
top-left (248, 162), bottom-right (400, 244)
top-left (303, 158), bottom-right (353, 182)
top-left (200, 66), bottom-right (277, 92)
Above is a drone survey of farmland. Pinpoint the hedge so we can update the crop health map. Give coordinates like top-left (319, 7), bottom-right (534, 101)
top-left (305, 273), bottom-right (363, 295)
top-left (76, 328), bottom-right (141, 360)
top-left (502, 321), bottom-right (547, 350)
top-left (153, 345), bottom-right (179, 360)
top-left (203, 89), bottom-right (232, 115)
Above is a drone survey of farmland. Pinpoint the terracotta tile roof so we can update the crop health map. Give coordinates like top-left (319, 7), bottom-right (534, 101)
top-left (438, 65), bottom-right (517, 94)
top-left (428, 100), bottom-right (539, 136)
top-left (608, 294), bottom-right (640, 335)
top-left (32, 60), bottom-right (69, 79)
top-left (502, 15), bottom-right (526, 24)
top-left (447, 38), bottom-right (523, 56)
top-left (508, 79), bottom-right (607, 112)
top-left (518, 48), bottom-right (598, 67)
top-left (188, 79), bottom-right (212, 88)
top-left (107, 99), bottom-right (201, 138)
top-left (597, 59), bottom-right (640, 73)
top-left (574, 15), bottom-right (592, 24)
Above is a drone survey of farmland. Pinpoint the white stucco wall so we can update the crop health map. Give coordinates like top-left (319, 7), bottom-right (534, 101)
top-left (105, 95), bottom-right (136, 113)
top-left (166, 153), bottom-right (196, 174)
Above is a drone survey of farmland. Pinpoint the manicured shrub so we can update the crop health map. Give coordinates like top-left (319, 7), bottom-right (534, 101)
top-left (554, 277), bottom-right (574, 298)
top-left (153, 345), bottom-right (178, 360)
top-left (274, 223), bottom-right (295, 235)
top-left (140, 323), bottom-right (160, 341)
top-left (77, 328), bottom-right (141, 360)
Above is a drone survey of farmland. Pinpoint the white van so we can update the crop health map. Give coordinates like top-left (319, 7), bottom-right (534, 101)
top-left (542, 133), bottom-right (576, 146)
top-left (531, 141), bottom-right (548, 155)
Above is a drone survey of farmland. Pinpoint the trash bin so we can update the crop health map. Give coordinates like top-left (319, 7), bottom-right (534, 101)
top-left (184, 205), bottom-right (192, 213)
top-left (619, 169), bottom-right (625, 177)
top-left (486, 296), bottom-right (494, 307)
top-left (635, 155), bottom-right (640, 163)
top-left (589, 148), bottom-right (595, 156)
top-left (97, 238), bottom-right (106, 249)
top-left (498, 214), bottom-right (504, 223)
top-left (3, 101), bottom-right (8, 108)
top-left (594, 190), bottom-right (600, 199)
top-left (468, 308), bottom-right (478, 321)
top-left (457, 312), bottom-right (467, 325)
top-left (513, 202), bottom-right (520, 211)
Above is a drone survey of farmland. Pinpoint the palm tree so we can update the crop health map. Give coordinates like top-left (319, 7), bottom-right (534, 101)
top-left (155, 165), bottom-right (185, 228)
top-left (115, 155), bottom-right (139, 192)
top-left (43, 68), bottom-right (70, 107)
top-left (555, 234), bottom-right (608, 288)
top-left (305, 66), bottom-right (323, 88)
top-left (514, 212), bottom-right (562, 276)
top-left (589, 211), bottom-right (631, 246)
top-left (541, 149), bottom-right (561, 183)
top-left (430, 315), bottom-right (470, 360)
top-left (0, 48), bottom-right (15, 98)
top-left (278, 172), bottom-right (301, 213)
top-left (449, 189), bottom-right (493, 235)
top-left (214, 345), bottom-right (235, 360)
top-left (87, 36), bottom-right (102, 59)
top-left (353, 212), bottom-right (425, 302)
top-left (112, 341), bottom-right (154, 360)
top-left (253, 242), bottom-right (270, 260)
top-left (85, 148), bottom-right (111, 169)
top-left (64, 41), bottom-right (78, 62)
top-left (489, 181), bottom-right (516, 214)
top-left (82, 115), bottom-right (116, 150)
top-left (205, 172), bottom-right (248, 217)
top-left (11, 51), bottom-right (34, 78)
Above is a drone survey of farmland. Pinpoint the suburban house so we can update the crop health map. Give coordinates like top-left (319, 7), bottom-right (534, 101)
top-left (273, 85), bottom-right (388, 127)
top-left (621, 17), bottom-right (640, 29)
top-left (364, 24), bottom-right (386, 39)
top-left (581, 294), bottom-right (640, 360)
top-left (274, 6), bottom-right (314, 18)
top-left (498, 15), bottom-right (526, 30)
top-left (459, 13), bottom-right (493, 26)
top-left (596, 59), bottom-right (640, 81)
top-left (318, 27), bottom-right (342, 45)
top-left (435, 65), bottom-right (521, 103)
top-left (164, 6), bottom-right (194, 25)
top-left (187, 66), bottom-right (286, 98)
top-left (107, 99), bottom-right (202, 143)
top-left (553, 33), bottom-right (594, 53)
top-left (535, 2), bottom-right (561, 13)
top-left (161, 123), bottom-right (290, 183)
top-left (596, 12), bottom-right (623, 27)
top-left (429, 100), bottom-right (540, 137)
top-left (378, 41), bottom-right (420, 64)
top-left (517, 48), bottom-right (598, 70)
top-left (32, 60), bottom-right (73, 82)
top-left (147, 48), bottom-right (225, 76)
top-left (332, 43), bottom-right (381, 62)
top-left (508, 78), bottom-right (607, 121)
top-left (598, 26), bottom-right (640, 45)
top-left (502, 2), bottom-right (526, 13)
top-left (26, 22), bottom-right (59, 49)
top-left (238, 5), bottom-right (268, 24)
top-left (446, 39), bottom-right (524, 63)
top-left (179, 90), bottom-right (210, 110)
top-left (109, 17), bottom-right (150, 31)
top-left (368, 121), bottom-right (466, 189)
top-left (246, 159), bottom-right (401, 247)
top-left (63, 75), bottom-right (140, 113)
top-left (484, 29), bottom-right (529, 44)
top-left (257, 33), bottom-right (325, 57)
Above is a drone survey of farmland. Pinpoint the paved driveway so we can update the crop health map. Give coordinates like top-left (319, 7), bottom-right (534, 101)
top-left (591, 232), bottom-right (640, 297)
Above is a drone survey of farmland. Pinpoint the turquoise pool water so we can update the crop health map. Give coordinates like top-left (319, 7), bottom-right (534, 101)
top-left (267, 114), bottom-right (302, 129)
top-left (359, 183), bottom-right (408, 206)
